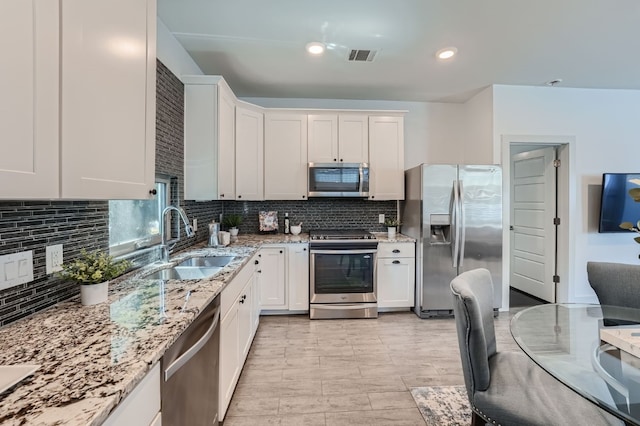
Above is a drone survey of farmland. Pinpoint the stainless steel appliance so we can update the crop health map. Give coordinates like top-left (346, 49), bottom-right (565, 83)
top-left (309, 229), bottom-right (378, 319)
top-left (161, 295), bottom-right (220, 425)
top-left (308, 162), bottom-right (370, 197)
top-left (402, 164), bottom-right (503, 318)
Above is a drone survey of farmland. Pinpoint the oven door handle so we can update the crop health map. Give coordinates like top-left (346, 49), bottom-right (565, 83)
top-left (310, 249), bottom-right (377, 255)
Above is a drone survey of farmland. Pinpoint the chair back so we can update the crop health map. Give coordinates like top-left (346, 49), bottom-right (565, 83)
top-left (450, 268), bottom-right (497, 397)
top-left (587, 262), bottom-right (640, 308)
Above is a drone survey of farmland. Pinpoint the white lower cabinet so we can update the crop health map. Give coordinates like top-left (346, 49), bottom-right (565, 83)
top-left (288, 244), bottom-right (309, 311)
top-left (259, 244), bottom-right (309, 313)
top-left (377, 242), bottom-right (416, 308)
top-left (219, 252), bottom-right (259, 421)
top-left (103, 363), bottom-right (160, 426)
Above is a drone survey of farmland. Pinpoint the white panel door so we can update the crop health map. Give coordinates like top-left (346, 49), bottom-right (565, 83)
top-left (0, 0), bottom-right (59, 199)
top-left (259, 247), bottom-right (287, 309)
top-left (369, 116), bottom-right (404, 200)
top-left (510, 147), bottom-right (556, 302)
top-left (219, 305), bottom-right (240, 421)
top-left (308, 114), bottom-right (338, 163)
top-left (264, 113), bottom-right (308, 200)
top-left (60, 0), bottom-right (156, 199)
top-left (235, 105), bottom-right (263, 200)
top-left (288, 244), bottom-right (309, 311)
top-left (338, 115), bottom-right (369, 163)
top-left (377, 257), bottom-right (415, 308)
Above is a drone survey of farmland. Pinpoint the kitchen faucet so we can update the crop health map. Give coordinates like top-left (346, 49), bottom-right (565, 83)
top-left (160, 206), bottom-right (195, 263)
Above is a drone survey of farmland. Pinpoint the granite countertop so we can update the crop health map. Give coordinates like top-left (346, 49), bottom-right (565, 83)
top-left (372, 232), bottom-right (416, 243)
top-left (0, 231), bottom-right (414, 425)
top-left (0, 233), bottom-right (309, 426)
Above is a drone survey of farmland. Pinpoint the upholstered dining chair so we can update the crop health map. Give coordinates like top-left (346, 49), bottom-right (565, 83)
top-left (450, 268), bottom-right (623, 426)
top-left (587, 261), bottom-right (640, 309)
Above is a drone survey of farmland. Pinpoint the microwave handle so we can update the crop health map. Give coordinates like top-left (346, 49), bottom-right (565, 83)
top-left (358, 165), bottom-right (364, 193)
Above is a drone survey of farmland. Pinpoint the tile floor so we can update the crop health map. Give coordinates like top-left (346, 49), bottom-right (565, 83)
top-left (222, 309), bottom-right (523, 425)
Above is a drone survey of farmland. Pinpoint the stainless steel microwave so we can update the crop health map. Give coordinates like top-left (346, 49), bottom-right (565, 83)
top-left (308, 162), bottom-right (370, 197)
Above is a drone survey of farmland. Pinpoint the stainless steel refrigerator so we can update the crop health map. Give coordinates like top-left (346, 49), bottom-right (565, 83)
top-left (402, 164), bottom-right (503, 318)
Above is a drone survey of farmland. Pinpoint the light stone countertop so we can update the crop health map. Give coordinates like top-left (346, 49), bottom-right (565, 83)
top-left (0, 231), bottom-right (412, 425)
top-left (0, 233), bottom-right (308, 426)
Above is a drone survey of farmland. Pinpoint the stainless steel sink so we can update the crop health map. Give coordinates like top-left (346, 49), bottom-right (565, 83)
top-left (144, 266), bottom-right (223, 280)
top-left (176, 256), bottom-right (236, 268)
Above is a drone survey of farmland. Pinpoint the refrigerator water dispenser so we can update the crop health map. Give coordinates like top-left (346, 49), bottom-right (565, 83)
top-left (429, 214), bottom-right (450, 244)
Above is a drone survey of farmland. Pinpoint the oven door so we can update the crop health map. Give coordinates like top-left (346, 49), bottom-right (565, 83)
top-left (310, 246), bottom-right (377, 304)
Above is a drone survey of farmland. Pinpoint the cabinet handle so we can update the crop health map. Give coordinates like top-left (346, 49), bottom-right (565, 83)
top-left (238, 195), bottom-right (242, 199)
top-left (302, 195), bottom-right (306, 199)
top-left (242, 294), bottom-right (247, 300)
top-left (392, 260), bottom-right (401, 264)
top-left (279, 250), bottom-right (283, 254)
top-left (392, 249), bottom-right (401, 253)
top-left (220, 193), bottom-right (224, 198)
top-left (254, 260), bottom-right (259, 265)
top-left (239, 299), bottom-right (244, 304)
top-left (371, 196), bottom-right (375, 199)
top-left (149, 189), bottom-right (157, 195)
top-left (257, 270), bottom-right (262, 273)
top-left (303, 248), bottom-right (307, 251)
top-left (340, 159), bottom-right (343, 162)
top-left (333, 158), bottom-right (337, 162)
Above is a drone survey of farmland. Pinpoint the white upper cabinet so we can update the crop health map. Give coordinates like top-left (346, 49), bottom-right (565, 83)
top-left (369, 116), bottom-right (405, 200)
top-left (184, 76), bottom-right (236, 201)
top-left (60, 0), bottom-right (156, 199)
top-left (235, 103), bottom-right (264, 201)
top-left (0, 0), bottom-right (59, 199)
top-left (264, 113), bottom-right (308, 200)
top-left (308, 114), bottom-right (368, 164)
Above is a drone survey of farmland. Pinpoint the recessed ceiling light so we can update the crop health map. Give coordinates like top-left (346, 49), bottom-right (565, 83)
top-left (545, 79), bottom-right (563, 86)
top-left (306, 42), bottom-right (325, 55)
top-left (436, 47), bottom-right (457, 60)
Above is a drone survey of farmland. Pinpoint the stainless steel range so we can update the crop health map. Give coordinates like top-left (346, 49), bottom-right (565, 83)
top-left (309, 229), bottom-right (378, 319)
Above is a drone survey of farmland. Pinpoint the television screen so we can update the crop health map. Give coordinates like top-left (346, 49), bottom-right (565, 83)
top-left (599, 173), bottom-right (640, 233)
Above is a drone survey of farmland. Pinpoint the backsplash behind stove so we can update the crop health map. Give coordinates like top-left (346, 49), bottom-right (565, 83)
top-left (220, 199), bottom-right (397, 233)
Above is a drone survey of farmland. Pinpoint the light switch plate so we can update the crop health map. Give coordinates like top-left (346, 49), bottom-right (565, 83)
top-left (0, 251), bottom-right (34, 291)
top-left (46, 244), bottom-right (63, 274)
top-left (379, 214), bottom-right (385, 224)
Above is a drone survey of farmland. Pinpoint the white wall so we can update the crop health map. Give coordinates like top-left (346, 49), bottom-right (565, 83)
top-left (463, 86), bottom-right (494, 164)
top-left (242, 97), bottom-right (466, 169)
top-left (493, 85), bottom-right (640, 302)
top-left (157, 18), bottom-right (203, 78)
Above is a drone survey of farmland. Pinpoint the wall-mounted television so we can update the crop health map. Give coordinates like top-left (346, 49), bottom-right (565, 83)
top-left (599, 173), bottom-right (640, 233)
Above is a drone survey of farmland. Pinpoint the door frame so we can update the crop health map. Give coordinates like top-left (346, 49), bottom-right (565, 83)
top-left (500, 135), bottom-right (576, 310)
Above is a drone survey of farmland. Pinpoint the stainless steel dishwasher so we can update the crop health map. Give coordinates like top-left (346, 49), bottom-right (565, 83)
top-left (161, 295), bottom-right (220, 425)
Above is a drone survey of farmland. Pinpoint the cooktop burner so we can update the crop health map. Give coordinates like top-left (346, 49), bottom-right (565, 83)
top-left (309, 229), bottom-right (376, 240)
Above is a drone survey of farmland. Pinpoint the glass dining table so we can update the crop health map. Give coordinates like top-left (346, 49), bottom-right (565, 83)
top-left (511, 303), bottom-right (640, 426)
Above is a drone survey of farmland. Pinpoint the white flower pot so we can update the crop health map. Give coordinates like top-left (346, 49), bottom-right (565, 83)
top-left (387, 226), bottom-right (397, 240)
top-left (80, 281), bottom-right (109, 306)
top-left (229, 227), bottom-right (239, 237)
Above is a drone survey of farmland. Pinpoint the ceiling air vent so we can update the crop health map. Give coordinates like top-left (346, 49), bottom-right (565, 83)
top-left (348, 49), bottom-right (377, 62)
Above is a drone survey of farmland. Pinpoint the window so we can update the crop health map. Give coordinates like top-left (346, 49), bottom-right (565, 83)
top-left (109, 177), bottom-right (170, 256)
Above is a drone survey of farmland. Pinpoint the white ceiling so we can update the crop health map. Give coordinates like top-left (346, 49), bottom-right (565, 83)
top-left (158, 0), bottom-right (640, 103)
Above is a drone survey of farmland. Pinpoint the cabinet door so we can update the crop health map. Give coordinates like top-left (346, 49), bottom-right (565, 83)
top-left (338, 115), bottom-right (369, 163)
top-left (0, 0), bottom-right (59, 199)
top-left (252, 259), bottom-right (261, 333)
top-left (238, 280), bottom-right (253, 361)
top-left (308, 114), bottom-right (338, 163)
top-left (377, 257), bottom-right (415, 308)
top-left (60, 0), bottom-right (156, 199)
top-left (258, 247), bottom-right (287, 309)
top-left (288, 244), bottom-right (309, 311)
top-left (235, 105), bottom-right (264, 200)
top-left (369, 116), bottom-right (404, 201)
top-left (219, 306), bottom-right (240, 420)
top-left (218, 83), bottom-right (236, 200)
top-left (264, 113), bottom-right (308, 200)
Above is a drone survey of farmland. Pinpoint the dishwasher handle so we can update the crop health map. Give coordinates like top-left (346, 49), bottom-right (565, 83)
top-left (164, 306), bottom-right (220, 382)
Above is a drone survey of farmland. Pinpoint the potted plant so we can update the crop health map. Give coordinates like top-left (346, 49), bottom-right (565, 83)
top-left (58, 249), bottom-right (131, 306)
top-left (384, 217), bottom-right (401, 239)
top-left (222, 213), bottom-right (243, 237)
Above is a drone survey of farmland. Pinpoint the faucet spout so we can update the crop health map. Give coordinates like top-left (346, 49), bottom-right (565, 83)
top-left (160, 206), bottom-right (195, 262)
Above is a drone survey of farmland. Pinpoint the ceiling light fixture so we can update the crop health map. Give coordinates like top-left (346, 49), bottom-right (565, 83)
top-left (436, 47), bottom-right (457, 60)
top-left (306, 42), bottom-right (325, 55)
top-left (545, 79), bottom-right (563, 86)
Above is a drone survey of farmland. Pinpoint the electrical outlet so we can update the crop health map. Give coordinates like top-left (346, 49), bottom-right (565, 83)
top-left (192, 218), bottom-right (198, 232)
top-left (46, 244), bottom-right (63, 274)
top-left (379, 214), bottom-right (385, 224)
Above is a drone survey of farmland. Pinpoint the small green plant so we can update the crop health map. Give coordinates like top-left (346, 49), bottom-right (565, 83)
top-left (222, 213), bottom-right (243, 228)
top-left (384, 217), bottom-right (401, 227)
top-left (58, 249), bottom-right (131, 284)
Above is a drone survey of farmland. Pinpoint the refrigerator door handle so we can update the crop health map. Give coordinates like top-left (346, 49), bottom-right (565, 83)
top-left (452, 179), bottom-right (460, 268)
top-left (458, 180), bottom-right (466, 268)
